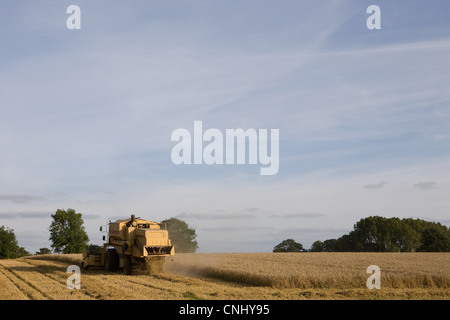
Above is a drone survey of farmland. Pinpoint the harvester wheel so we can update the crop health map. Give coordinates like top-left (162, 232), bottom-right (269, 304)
top-left (105, 248), bottom-right (119, 271)
top-left (123, 255), bottom-right (132, 275)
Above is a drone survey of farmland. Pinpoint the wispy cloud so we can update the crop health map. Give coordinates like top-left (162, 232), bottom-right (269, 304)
top-left (269, 213), bottom-right (325, 219)
top-left (0, 194), bottom-right (46, 203)
top-left (175, 211), bottom-right (256, 220)
top-left (0, 210), bottom-right (101, 221)
top-left (276, 227), bottom-right (350, 235)
top-left (363, 181), bottom-right (387, 189)
top-left (201, 225), bottom-right (273, 232)
top-left (413, 181), bottom-right (437, 190)
top-left (0, 211), bottom-right (50, 219)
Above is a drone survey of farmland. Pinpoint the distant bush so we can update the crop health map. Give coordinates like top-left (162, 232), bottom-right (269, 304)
top-left (0, 226), bottom-right (30, 259)
top-left (273, 239), bottom-right (305, 252)
top-left (35, 248), bottom-right (52, 255)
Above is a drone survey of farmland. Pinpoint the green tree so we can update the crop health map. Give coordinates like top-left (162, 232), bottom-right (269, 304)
top-left (161, 218), bottom-right (198, 253)
top-left (403, 218), bottom-right (450, 252)
top-left (17, 247), bottom-right (30, 257)
top-left (310, 240), bottom-right (324, 252)
top-left (346, 216), bottom-right (449, 252)
top-left (419, 224), bottom-right (450, 252)
top-left (351, 216), bottom-right (389, 251)
top-left (335, 234), bottom-right (355, 251)
top-left (389, 218), bottom-right (421, 252)
top-left (273, 239), bottom-right (304, 252)
top-left (49, 208), bottom-right (89, 253)
top-left (322, 239), bottom-right (339, 252)
top-left (0, 226), bottom-right (29, 259)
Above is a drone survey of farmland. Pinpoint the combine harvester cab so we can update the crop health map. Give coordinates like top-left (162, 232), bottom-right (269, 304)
top-left (82, 214), bottom-right (175, 275)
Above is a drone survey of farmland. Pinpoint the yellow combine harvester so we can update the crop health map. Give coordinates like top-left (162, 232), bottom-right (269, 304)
top-left (81, 215), bottom-right (175, 275)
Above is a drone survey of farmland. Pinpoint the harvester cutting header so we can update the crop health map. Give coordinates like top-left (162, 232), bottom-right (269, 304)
top-left (81, 215), bottom-right (175, 274)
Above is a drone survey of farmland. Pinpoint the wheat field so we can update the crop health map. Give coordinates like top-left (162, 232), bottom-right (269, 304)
top-left (167, 252), bottom-right (450, 289)
top-left (0, 252), bottom-right (448, 300)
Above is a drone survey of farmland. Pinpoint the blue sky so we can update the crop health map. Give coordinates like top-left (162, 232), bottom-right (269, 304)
top-left (1, 1), bottom-right (449, 253)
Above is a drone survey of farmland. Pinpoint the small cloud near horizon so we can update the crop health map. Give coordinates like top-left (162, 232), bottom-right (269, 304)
top-left (269, 213), bottom-right (325, 219)
top-left (363, 181), bottom-right (387, 189)
top-left (175, 211), bottom-right (256, 220)
top-left (0, 211), bottom-right (51, 219)
top-left (413, 181), bottom-right (437, 189)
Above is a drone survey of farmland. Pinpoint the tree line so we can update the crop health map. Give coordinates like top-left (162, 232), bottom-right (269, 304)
top-left (274, 216), bottom-right (450, 252)
top-left (0, 208), bottom-right (198, 259)
top-left (2, 212), bottom-right (449, 258)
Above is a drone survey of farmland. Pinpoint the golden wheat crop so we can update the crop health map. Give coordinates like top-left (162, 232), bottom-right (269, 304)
top-left (166, 252), bottom-right (450, 289)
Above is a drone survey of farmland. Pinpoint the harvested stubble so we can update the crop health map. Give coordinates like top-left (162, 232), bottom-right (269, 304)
top-left (25, 254), bottom-right (83, 266)
top-left (26, 253), bottom-right (167, 275)
top-left (0, 257), bottom-right (94, 300)
top-left (166, 252), bottom-right (450, 289)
